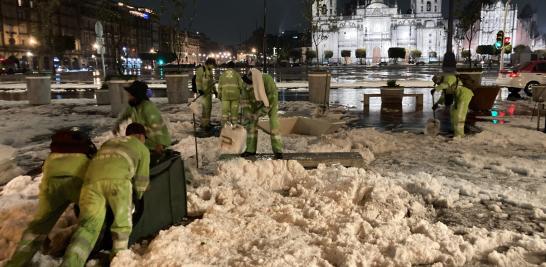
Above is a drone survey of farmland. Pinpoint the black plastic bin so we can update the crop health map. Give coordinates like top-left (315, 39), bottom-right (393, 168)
top-left (129, 150), bottom-right (187, 244)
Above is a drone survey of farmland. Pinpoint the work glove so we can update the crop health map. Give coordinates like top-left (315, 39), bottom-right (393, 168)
top-left (432, 103), bottom-right (439, 111)
top-left (198, 90), bottom-right (205, 96)
top-left (430, 89), bottom-right (436, 96)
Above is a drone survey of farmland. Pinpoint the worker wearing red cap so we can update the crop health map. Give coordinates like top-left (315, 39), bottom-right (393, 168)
top-left (62, 123), bottom-right (150, 267)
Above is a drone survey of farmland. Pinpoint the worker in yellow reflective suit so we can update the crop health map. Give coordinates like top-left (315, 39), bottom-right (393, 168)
top-left (432, 74), bottom-right (474, 138)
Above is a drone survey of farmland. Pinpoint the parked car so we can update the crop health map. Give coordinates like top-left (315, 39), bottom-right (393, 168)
top-left (496, 60), bottom-right (546, 96)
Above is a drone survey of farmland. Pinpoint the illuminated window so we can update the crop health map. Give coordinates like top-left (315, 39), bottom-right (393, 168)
top-left (18, 0), bottom-right (22, 7)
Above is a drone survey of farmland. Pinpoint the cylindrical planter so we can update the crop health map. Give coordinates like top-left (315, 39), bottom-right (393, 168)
top-left (108, 80), bottom-right (134, 117)
top-left (95, 90), bottom-right (110, 105)
top-left (308, 71), bottom-right (331, 106)
top-left (457, 68), bottom-right (483, 89)
top-left (532, 86), bottom-right (546, 103)
top-left (380, 87), bottom-right (404, 104)
top-left (469, 86), bottom-right (501, 114)
top-left (165, 74), bottom-right (190, 104)
top-left (26, 76), bottom-right (51, 105)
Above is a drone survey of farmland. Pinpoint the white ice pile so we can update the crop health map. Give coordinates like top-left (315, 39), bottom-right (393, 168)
top-left (112, 159), bottom-right (546, 266)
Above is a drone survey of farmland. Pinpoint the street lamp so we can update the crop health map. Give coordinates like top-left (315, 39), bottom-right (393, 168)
top-left (251, 48), bottom-right (257, 54)
top-left (29, 37), bottom-right (37, 46)
top-left (26, 51), bottom-right (33, 71)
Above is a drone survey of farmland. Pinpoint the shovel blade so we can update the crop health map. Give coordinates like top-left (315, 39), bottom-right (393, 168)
top-left (424, 119), bottom-right (441, 136)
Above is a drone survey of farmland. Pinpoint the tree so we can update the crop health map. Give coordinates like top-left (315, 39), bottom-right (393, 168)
top-left (461, 50), bottom-right (471, 59)
top-left (356, 48), bottom-right (366, 65)
top-left (457, 0), bottom-right (496, 68)
top-left (306, 50), bottom-right (317, 64)
top-left (514, 45), bottom-right (531, 54)
top-left (324, 50), bottom-right (333, 63)
top-left (303, 0), bottom-right (337, 69)
top-left (476, 45), bottom-right (496, 56)
top-left (410, 50), bottom-right (422, 60)
top-left (535, 49), bottom-right (546, 59)
top-left (290, 49), bottom-right (302, 62)
top-left (341, 50), bottom-right (351, 64)
top-left (388, 47), bottom-right (406, 63)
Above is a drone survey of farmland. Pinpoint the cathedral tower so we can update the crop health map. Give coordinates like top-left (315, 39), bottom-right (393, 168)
top-left (312, 0), bottom-right (337, 18)
top-left (412, 0), bottom-right (442, 14)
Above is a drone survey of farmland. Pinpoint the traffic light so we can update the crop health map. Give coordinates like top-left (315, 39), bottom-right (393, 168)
top-left (495, 31), bottom-right (504, 49)
top-left (504, 37), bottom-right (511, 46)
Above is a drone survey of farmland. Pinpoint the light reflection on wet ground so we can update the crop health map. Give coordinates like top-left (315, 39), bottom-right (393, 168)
top-left (280, 87), bottom-right (537, 133)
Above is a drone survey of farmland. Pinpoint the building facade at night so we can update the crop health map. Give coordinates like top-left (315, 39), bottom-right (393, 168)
top-left (314, 0), bottom-right (447, 63)
top-left (0, 0), bottom-right (204, 72)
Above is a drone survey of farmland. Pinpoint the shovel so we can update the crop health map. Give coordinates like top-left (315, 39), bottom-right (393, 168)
top-left (425, 91), bottom-right (441, 136)
top-left (189, 95), bottom-right (202, 168)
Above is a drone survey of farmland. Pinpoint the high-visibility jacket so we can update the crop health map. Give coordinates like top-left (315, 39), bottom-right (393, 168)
top-left (218, 69), bottom-right (244, 101)
top-left (84, 136), bottom-right (150, 198)
top-left (116, 100), bottom-right (171, 149)
top-left (196, 65), bottom-right (215, 95)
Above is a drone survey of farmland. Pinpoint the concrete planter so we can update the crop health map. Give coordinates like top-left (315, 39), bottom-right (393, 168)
top-left (108, 80), bottom-right (134, 117)
top-left (457, 68), bottom-right (483, 89)
top-left (469, 86), bottom-right (501, 113)
top-left (532, 86), bottom-right (546, 103)
top-left (165, 74), bottom-right (190, 104)
top-left (95, 90), bottom-right (110, 105)
top-left (308, 71), bottom-right (331, 106)
top-left (26, 76), bottom-right (51, 105)
top-left (380, 87), bottom-right (404, 104)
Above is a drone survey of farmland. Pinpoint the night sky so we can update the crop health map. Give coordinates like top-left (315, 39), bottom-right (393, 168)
top-left (131, 0), bottom-right (546, 45)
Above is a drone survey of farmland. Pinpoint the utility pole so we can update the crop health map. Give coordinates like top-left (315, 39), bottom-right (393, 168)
top-left (262, 0), bottom-right (267, 73)
top-left (499, 0), bottom-right (511, 71)
top-left (442, 0), bottom-right (456, 72)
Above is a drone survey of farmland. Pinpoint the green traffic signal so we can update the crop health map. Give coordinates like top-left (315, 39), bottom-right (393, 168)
top-left (495, 41), bottom-right (502, 49)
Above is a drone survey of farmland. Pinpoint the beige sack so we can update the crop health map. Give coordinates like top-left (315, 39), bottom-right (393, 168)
top-left (220, 123), bottom-right (247, 154)
top-left (250, 68), bottom-right (269, 107)
top-left (189, 98), bottom-right (203, 117)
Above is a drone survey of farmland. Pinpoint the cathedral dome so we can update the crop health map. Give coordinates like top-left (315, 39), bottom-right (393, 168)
top-left (367, 0), bottom-right (388, 9)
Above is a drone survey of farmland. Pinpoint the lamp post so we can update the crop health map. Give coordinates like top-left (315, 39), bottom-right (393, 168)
top-left (442, 0), bottom-right (456, 72)
top-left (26, 51), bottom-right (33, 71)
top-left (262, 0), bottom-right (267, 73)
top-left (499, 0), bottom-right (512, 72)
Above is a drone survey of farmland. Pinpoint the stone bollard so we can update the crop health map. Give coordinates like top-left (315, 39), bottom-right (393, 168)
top-left (26, 76), bottom-right (51, 105)
top-left (165, 74), bottom-right (190, 104)
top-left (108, 80), bottom-right (134, 117)
top-left (308, 71), bottom-right (331, 106)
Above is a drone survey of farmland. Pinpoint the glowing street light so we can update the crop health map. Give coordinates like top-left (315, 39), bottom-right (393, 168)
top-left (26, 51), bottom-right (33, 57)
top-left (29, 37), bottom-right (38, 46)
top-left (93, 43), bottom-right (99, 50)
top-left (251, 48), bottom-right (257, 54)
top-left (150, 48), bottom-right (157, 53)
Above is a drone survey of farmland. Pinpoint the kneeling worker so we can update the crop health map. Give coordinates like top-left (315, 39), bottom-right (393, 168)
top-left (113, 81), bottom-right (171, 155)
top-left (6, 129), bottom-right (96, 267)
top-left (62, 123), bottom-right (150, 267)
top-left (241, 69), bottom-right (283, 159)
top-left (432, 73), bottom-right (474, 138)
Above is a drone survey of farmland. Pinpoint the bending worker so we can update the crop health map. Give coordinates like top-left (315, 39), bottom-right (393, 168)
top-left (195, 58), bottom-right (217, 130)
top-left (113, 81), bottom-right (171, 155)
top-left (62, 123), bottom-right (150, 267)
top-left (241, 69), bottom-right (283, 159)
top-left (432, 73), bottom-right (474, 138)
top-left (218, 61), bottom-right (244, 126)
top-left (6, 129), bottom-right (96, 267)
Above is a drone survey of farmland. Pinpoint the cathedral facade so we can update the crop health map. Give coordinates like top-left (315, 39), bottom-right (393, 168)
top-left (313, 0), bottom-right (447, 63)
